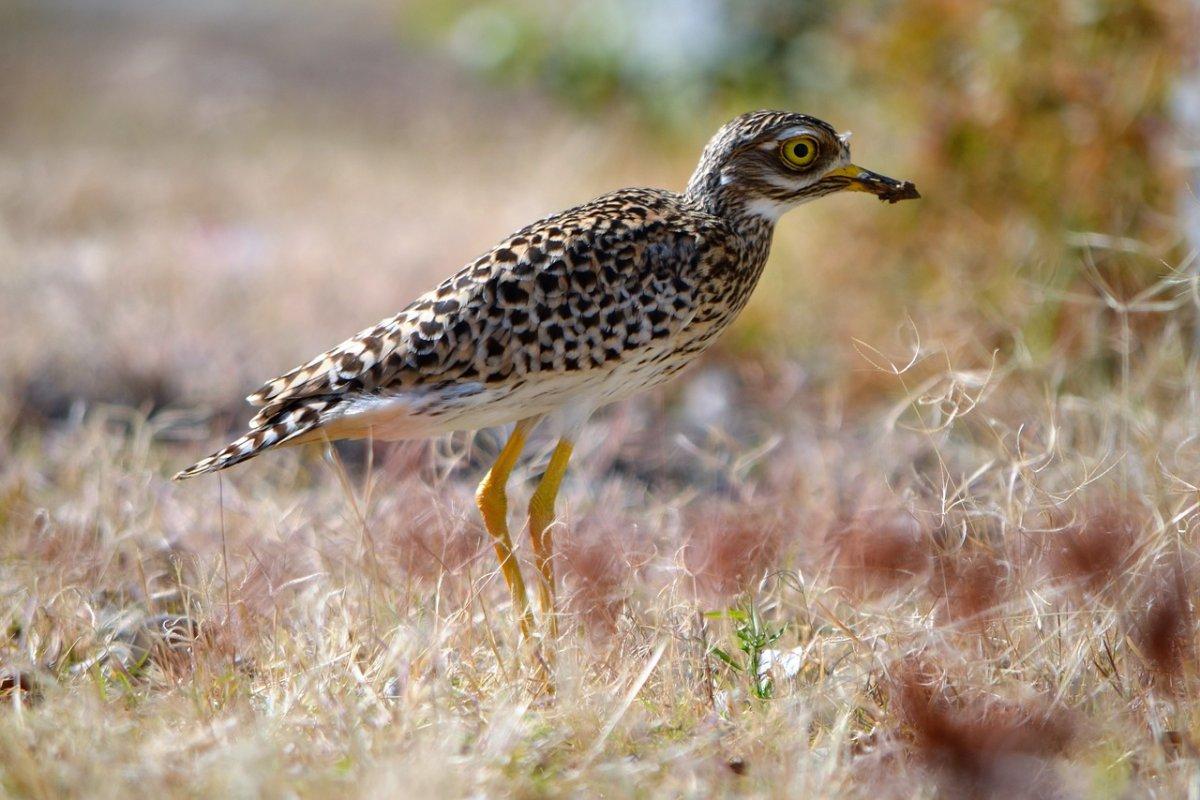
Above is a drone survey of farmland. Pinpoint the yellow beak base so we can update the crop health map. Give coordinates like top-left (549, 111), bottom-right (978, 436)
top-left (826, 164), bottom-right (920, 203)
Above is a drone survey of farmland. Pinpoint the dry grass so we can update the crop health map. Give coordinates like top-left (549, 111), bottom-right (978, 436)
top-left (7, 267), bottom-right (1200, 796)
top-left (5, 4), bottom-right (1200, 799)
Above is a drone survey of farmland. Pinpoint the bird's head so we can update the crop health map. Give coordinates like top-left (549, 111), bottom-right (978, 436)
top-left (686, 110), bottom-right (919, 222)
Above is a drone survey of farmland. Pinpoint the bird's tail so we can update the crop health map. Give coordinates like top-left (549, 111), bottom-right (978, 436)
top-left (173, 397), bottom-right (339, 480)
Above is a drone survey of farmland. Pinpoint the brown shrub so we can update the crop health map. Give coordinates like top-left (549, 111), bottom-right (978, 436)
top-left (1044, 497), bottom-right (1146, 597)
top-left (377, 480), bottom-right (486, 583)
top-left (930, 546), bottom-right (1009, 629)
top-left (891, 660), bottom-right (1075, 798)
top-left (560, 516), bottom-right (646, 634)
top-left (828, 508), bottom-right (931, 595)
top-left (682, 500), bottom-right (785, 601)
top-left (234, 528), bottom-right (324, 619)
top-left (1132, 562), bottom-right (1197, 689)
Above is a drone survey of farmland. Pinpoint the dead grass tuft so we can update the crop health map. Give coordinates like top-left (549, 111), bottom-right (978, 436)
top-left (376, 480), bottom-right (486, 583)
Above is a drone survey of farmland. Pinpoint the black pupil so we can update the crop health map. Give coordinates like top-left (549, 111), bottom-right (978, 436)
top-left (793, 142), bottom-right (810, 159)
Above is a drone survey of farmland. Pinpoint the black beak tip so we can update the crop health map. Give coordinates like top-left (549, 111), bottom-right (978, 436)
top-left (878, 180), bottom-right (920, 204)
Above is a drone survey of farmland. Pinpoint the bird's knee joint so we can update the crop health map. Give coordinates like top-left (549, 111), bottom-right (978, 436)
top-left (476, 478), bottom-right (507, 519)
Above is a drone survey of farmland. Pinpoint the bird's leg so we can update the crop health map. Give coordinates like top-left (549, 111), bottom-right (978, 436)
top-left (528, 438), bottom-right (574, 638)
top-left (476, 418), bottom-right (538, 639)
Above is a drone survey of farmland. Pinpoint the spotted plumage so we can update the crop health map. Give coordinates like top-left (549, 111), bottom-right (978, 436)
top-left (175, 111), bottom-right (917, 480)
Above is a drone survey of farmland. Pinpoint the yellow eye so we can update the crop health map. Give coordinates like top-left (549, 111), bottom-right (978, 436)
top-left (781, 136), bottom-right (819, 168)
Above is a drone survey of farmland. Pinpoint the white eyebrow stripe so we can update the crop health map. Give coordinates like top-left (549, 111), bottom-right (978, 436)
top-left (773, 125), bottom-right (813, 140)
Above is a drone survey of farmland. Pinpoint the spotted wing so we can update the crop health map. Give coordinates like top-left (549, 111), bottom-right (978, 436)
top-left (245, 189), bottom-right (730, 427)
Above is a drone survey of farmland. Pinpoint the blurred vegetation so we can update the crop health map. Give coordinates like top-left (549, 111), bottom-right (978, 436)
top-left (2, 0), bottom-right (1196, 425)
top-left (402, 0), bottom-right (1196, 384)
top-left (402, 0), bottom-right (835, 124)
top-left (405, 0), bottom-right (1189, 232)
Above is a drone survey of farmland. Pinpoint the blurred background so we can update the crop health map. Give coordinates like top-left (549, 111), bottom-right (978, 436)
top-left (2, 0), bottom-right (1197, 448)
top-left (6, 4), bottom-right (1200, 793)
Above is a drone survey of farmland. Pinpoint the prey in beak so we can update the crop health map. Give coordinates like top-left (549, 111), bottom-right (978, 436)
top-left (825, 164), bottom-right (920, 204)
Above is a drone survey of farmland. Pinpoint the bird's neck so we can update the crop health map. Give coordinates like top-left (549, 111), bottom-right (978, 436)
top-left (682, 172), bottom-right (776, 314)
top-left (684, 170), bottom-right (779, 244)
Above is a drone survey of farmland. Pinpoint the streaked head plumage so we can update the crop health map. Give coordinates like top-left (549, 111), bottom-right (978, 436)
top-left (686, 110), bottom-right (919, 221)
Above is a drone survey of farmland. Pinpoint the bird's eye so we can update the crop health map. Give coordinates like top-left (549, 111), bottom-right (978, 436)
top-left (780, 136), bottom-right (819, 168)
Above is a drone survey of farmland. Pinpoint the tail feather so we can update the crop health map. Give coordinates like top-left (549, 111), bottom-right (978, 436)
top-left (173, 397), bottom-right (339, 480)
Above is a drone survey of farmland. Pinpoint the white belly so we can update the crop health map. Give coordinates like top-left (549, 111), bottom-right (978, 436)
top-left (323, 340), bottom-right (698, 442)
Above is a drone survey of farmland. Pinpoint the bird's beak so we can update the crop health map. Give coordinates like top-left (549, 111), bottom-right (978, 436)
top-left (824, 164), bottom-right (920, 204)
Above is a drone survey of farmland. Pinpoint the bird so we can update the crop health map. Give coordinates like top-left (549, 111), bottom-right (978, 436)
top-left (174, 110), bottom-right (918, 639)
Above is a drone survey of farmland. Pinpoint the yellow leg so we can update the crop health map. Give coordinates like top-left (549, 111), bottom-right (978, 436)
top-left (528, 438), bottom-right (574, 637)
top-left (476, 418), bottom-right (538, 639)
